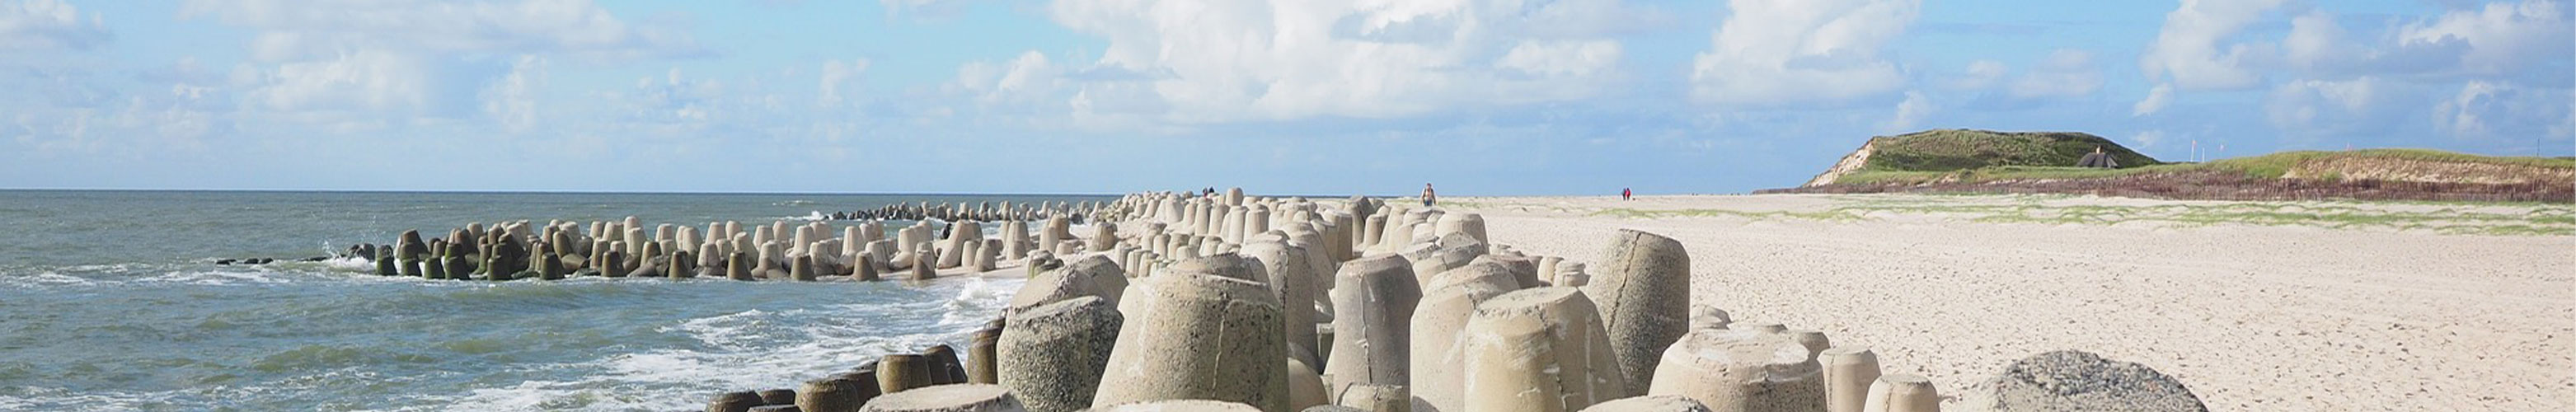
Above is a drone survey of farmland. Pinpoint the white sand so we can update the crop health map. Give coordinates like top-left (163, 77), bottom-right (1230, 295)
top-left (1450, 194), bottom-right (2575, 411)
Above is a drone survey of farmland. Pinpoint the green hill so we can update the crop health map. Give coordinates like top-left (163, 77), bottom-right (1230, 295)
top-left (1804, 129), bottom-right (2160, 187)
top-left (1779, 131), bottom-right (2574, 203)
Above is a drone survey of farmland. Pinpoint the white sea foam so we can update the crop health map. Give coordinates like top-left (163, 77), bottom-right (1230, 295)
top-left (0, 271), bottom-right (98, 288)
top-left (321, 256), bottom-right (375, 271)
top-left (138, 269), bottom-right (294, 286)
top-left (430, 283), bottom-right (1020, 411)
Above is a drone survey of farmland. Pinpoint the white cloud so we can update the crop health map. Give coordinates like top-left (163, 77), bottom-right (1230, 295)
top-left (2264, 77), bottom-right (2405, 134)
top-left (247, 50), bottom-right (457, 118)
top-left (2434, 81), bottom-right (2576, 142)
top-left (1041, 0), bottom-right (1644, 124)
top-left (880, 0), bottom-right (971, 21)
top-left (2131, 129), bottom-right (2170, 148)
top-left (185, 0), bottom-right (705, 132)
top-left (953, 50), bottom-right (1063, 108)
top-left (182, 0), bottom-right (704, 62)
top-left (1692, 0), bottom-right (1918, 108)
top-left (819, 59), bottom-right (870, 106)
top-left (2139, 0), bottom-right (2289, 91)
top-left (628, 68), bottom-right (721, 125)
top-left (2259, 1), bottom-right (2569, 82)
top-left (0, 0), bottom-right (109, 50)
top-left (1884, 90), bottom-right (1931, 131)
top-left (2006, 49), bottom-right (2102, 100)
top-left (1499, 40), bottom-right (1621, 78)
top-left (2133, 83), bottom-right (2175, 116)
top-left (481, 56), bottom-right (546, 133)
top-left (2396, 0), bottom-right (2573, 76)
top-left (1944, 59), bottom-right (2006, 91)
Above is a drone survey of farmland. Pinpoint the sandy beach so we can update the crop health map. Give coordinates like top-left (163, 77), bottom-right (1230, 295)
top-left (1449, 194), bottom-right (2574, 411)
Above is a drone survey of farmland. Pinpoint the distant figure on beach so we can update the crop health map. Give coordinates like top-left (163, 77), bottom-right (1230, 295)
top-left (1622, 188), bottom-right (1632, 200)
top-left (1421, 184), bottom-right (1437, 207)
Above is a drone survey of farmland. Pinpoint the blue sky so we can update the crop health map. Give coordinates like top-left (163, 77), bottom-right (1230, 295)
top-left (1, 0), bottom-right (2568, 195)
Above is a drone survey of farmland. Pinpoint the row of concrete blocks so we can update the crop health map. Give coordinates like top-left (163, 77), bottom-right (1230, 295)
top-left (355, 213), bottom-right (1115, 281)
top-left (687, 189), bottom-right (1946, 412)
top-left (1096, 190), bottom-right (1369, 260)
top-left (823, 200), bottom-right (1099, 223)
top-left (715, 226), bottom-right (1933, 412)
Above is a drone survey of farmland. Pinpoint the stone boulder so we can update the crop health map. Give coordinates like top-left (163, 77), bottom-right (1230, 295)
top-left (1975, 350), bottom-right (2207, 412)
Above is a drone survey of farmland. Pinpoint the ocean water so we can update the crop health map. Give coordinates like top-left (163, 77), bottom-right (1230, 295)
top-left (0, 190), bottom-right (1109, 411)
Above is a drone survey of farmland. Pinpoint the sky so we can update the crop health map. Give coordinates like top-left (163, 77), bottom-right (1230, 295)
top-left (0, 0), bottom-right (2569, 195)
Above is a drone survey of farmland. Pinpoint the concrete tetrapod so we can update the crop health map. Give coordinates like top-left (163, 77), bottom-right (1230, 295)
top-left (1579, 396), bottom-right (1714, 412)
top-left (1583, 229), bottom-right (1691, 396)
top-left (1008, 255), bottom-right (1127, 314)
top-left (969, 327), bottom-right (1000, 384)
top-left (1408, 264), bottom-right (1523, 412)
top-left (997, 297), bottom-right (1121, 412)
top-left (1433, 213), bottom-right (1485, 246)
top-left (1323, 255), bottom-right (1421, 397)
top-left (1091, 400), bottom-right (1263, 411)
top-left (709, 391), bottom-right (766, 412)
top-left (880, 354), bottom-right (936, 395)
top-left (923, 344), bottom-right (967, 385)
top-left (1334, 384), bottom-right (1409, 412)
top-left (1645, 328), bottom-right (1823, 412)
top-left (942, 221), bottom-right (979, 269)
top-left (1241, 239), bottom-right (1323, 368)
top-left (1091, 269), bottom-right (1288, 412)
top-left (1859, 374), bottom-right (1936, 412)
top-left (1820, 347), bottom-right (1880, 412)
top-left (911, 248), bottom-right (939, 281)
top-left (760, 389), bottom-right (799, 405)
top-left (858, 383), bottom-right (1025, 412)
top-left (802, 377), bottom-right (874, 412)
top-left (1288, 358), bottom-right (1329, 412)
top-left (1459, 287), bottom-right (1628, 412)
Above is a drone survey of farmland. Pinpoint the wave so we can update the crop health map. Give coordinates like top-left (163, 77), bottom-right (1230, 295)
top-left (0, 262), bottom-right (1024, 411)
top-left (420, 279), bottom-right (1023, 411)
top-left (137, 269), bottom-right (296, 286)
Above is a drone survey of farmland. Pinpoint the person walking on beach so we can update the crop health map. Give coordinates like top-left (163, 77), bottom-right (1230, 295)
top-left (1421, 183), bottom-right (1437, 208)
top-left (1622, 188), bottom-right (1631, 200)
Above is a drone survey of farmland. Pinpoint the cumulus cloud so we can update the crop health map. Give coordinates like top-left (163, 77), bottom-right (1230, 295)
top-left (2131, 129), bottom-right (2170, 148)
top-left (2133, 83), bottom-right (2174, 116)
top-left (1039, 0), bottom-right (1646, 124)
top-left (2138, 0), bottom-right (2289, 91)
top-left (2396, 0), bottom-right (2573, 78)
top-left (2264, 77), bottom-right (2408, 135)
top-left (181, 0), bottom-right (705, 62)
top-left (626, 68), bottom-right (722, 125)
top-left (2006, 49), bottom-right (2103, 100)
top-left (880, 0), bottom-right (971, 21)
top-left (954, 51), bottom-right (1063, 108)
top-left (1884, 90), bottom-right (1931, 131)
top-left (2434, 81), bottom-right (2576, 142)
top-left (1943, 59), bottom-right (2006, 91)
top-left (1691, 0), bottom-right (1918, 108)
top-left (481, 56), bottom-right (546, 133)
top-left (0, 0), bottom-right (110, 50)
top-left (819, 59), bottom-right (869, 106)
top-left (2147, 0), bottom-right (2573, 146)
top-left (182, 0), bottom-right (706, 130)
top-left (246, 50), bottom-right (472, 119)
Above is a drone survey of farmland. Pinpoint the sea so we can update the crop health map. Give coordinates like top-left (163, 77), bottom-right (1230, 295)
top-left (0, 190), bottom-right (1114, 411)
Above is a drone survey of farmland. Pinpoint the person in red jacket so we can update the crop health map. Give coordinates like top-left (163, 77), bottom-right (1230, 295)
top-left (1622, 188), bottom-right (1632, 200)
